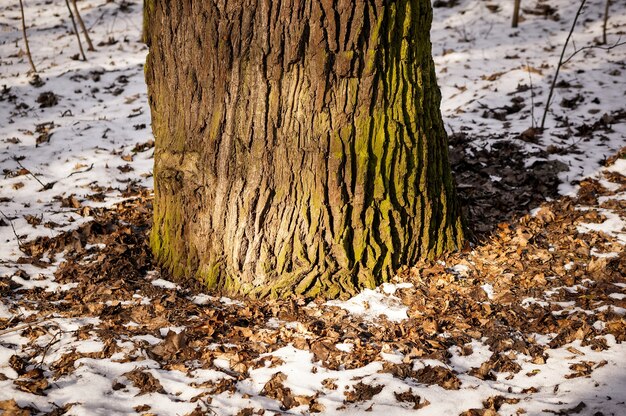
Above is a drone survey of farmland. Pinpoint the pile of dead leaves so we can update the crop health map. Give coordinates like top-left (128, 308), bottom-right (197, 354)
top-left (1, 147), bottom-right (625, 414)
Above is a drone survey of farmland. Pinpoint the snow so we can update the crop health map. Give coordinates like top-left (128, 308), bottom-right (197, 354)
top-left (1, 0), bottom-right (625, 414)
top-left (190, 294), bottom-right (214, 305)
top-left (382, 282), bottom-right (413, 294)
top-left (0, 302), bottom-right (13, 319)
top-left (326, 285), bottom-right (410, 322)
top-left (335, 342), bottom-right (354, 353)
top-left (449, 340), bottom-right (492, 373)
top-left (132, 334), bottom-right (162, 345)
top-left (159, 326), bottom-right (186, 336)
top-left (0, 0), bottom-right (152, 276)
top-left (151, 278), bottom-right (178, 290)
top-left (590, 248), bottom-right (620, 258)
top-left (45, 359), bottom-right (201, 416)
top-left (220, 297), bottom-right (245, 307)
top-left (499, 337), bottom-right (626, 416)
top-left (237, 341), bottom-right (626, 416)
top-left (451, 264), bottom-right (471, 277)
top-left (595, 305), bottom-right (626, 315)
top-left (522, 297), bottom-right (551, 308)
top-left (606, 159), bottom-right (626, 175)
top-left (577, 209), bottom-right (626, 245)
top-left (432, 0), bottom-right (626, 197)
top-left (480, 283), bottom-right (494, 300)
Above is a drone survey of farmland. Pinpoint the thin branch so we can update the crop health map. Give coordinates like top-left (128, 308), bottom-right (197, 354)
top-left (0, 210), bottom-right (24, 251)
top-left (14, 158), bottom-right (45, 188)
top-left (38, 325), bottom-right (65, 368)
top-left (67, 163), bottom-right (93, 177)
top-left (526, 61), bottom-right (536, 129)
top-left (561, 37), bottom-right (625, 66)
top-left (0, 316), bottom-right (54, 337)
top-left (18, 0), bottom-right (37, 73)
top-left (603, 0), bottom-right (611, 45)
top-left (540, 0), bottom-right (587, 130)
top-left (64, 0), bottom-right (87, 61)
top-left (71, 0), bottom-right (95, 51)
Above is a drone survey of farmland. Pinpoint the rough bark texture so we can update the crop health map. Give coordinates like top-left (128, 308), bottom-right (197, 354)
top-left (145, 0), bottom-right (464, 299)
top-left (142, 0), bottom-right (153, 44)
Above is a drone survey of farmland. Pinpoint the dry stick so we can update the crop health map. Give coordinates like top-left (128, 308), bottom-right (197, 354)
top-left (0, 210), bottom-right (24, 250)
top-left (512, 0), bottom-right (522, 28)
top-left (0, 316), bottom-right (54, 337)
top-left (561, 37), bottom-right (625, 66)
top-left (64, 0), bottom-right (87, 61)
top-left (602, 0), bottom-right (611, 45)
top-left (71, 0), bottom-right (95, 51)
top-left (38, 325), bottom-right (65, 368)
top-left (14, 158), bottom-right (46, 188)
top-left (66, 162), bottom-right (94, 177)
top-left (527, 62), bottom-right (536, 129)
top-left (18, 0), bottom-right (37, 73)
top-left (540, 0), bottom-right (587, 130)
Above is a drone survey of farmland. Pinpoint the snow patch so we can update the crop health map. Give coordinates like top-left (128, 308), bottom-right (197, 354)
top-left (577, 209), bottom-right (626, 245)
top-left (481, 283), bottom-right (494, 300)
top-left (151, 279), bottom-right (178, 290)
top-left (0, 303), bottom-right (13, 319)
top-left (326, 285), bottom-right (409, 322)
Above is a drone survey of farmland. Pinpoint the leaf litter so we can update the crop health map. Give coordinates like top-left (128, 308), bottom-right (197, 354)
top-left (1, 151), bottom-right (624, 414)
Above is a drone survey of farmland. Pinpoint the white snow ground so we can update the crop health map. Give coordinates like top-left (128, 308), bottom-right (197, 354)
top-left (1, 0), bottom-right (625, 415)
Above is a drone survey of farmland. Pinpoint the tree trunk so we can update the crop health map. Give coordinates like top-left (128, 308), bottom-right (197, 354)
top-left (512, 0), bottom-right (522, 28)
top-left (145, 0), bottom-right (464, 299)
top-left (142, 0), bottom-right (153, 44)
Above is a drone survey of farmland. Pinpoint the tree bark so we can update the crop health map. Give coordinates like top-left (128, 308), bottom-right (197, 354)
top-left (145, 0), bottom-right (464, 299)
top-left (142, 0), bottom-right (153, 44)
top-left (71, 0), bottom-right (96, 51)
top-left (19, 0), bottom-right (37, 73)
top-left (512, 0), bottom-right (522, 28)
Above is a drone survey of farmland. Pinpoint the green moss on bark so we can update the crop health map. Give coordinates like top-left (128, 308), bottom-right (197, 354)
top-left (146, 0), bottom-right (464, 300)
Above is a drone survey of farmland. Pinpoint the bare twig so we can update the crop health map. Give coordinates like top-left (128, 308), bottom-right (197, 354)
top-left (67, 163), bottom-right (93, 177)
top-left (14, 158), bottom-right (45, 188)
top-left (13, 158), bottom-right (56, 190)
top-left (526, 62), bottom-right (536, 129)
top-left (38, 324), bottom-right (65, 368)
top-left (71, 0), bottom-right (95, 51)
top-left (18, 0), bottom-right (37, 73)
top-left (540, 0), bottom-right (587, 130)
top-left (603, 0), bottom-right (611, 45)
top-left (0, 210), bottom-right (24, 250)
top-left (512, 0), bottom-right (522, 28)
top-left (0, 316), bottom-right (54, 337)
top-left (64, 0), bottom-right (87, 61)
top-left (561, 37), bottom-right (625, 65)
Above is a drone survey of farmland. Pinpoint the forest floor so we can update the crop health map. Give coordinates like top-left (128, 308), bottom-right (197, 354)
top-left (1, 0), bottom-right (626, 415)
